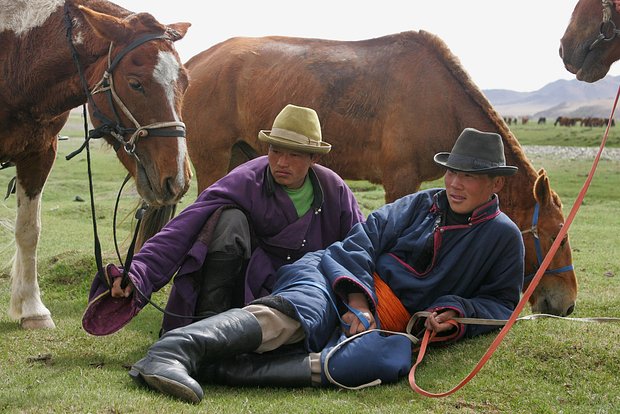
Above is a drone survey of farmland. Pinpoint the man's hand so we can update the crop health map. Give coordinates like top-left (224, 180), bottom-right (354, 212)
top-left (110, 273), bottom-right (133, 298)
top-left (341, 292), bottom-right (377, 336)
top-left (424, 310), bottom-right (458, 334)
top-left (105, 264), bottom-right (133, 298)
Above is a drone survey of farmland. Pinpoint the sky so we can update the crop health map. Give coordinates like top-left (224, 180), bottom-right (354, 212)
top-left (111, 0), bottom-right (620, 92)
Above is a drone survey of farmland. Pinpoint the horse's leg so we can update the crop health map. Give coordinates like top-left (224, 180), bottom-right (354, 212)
top-left (192, 144), bottom-right (235, 194)
top-left (9, 143), bottom-right (57, 329)
top-left (381, 129), bottom-right (448, 202)
top-left (380, 138), bottom-right (424, 203)
top-left (228, 140), bottom-right (259, 172)
top-left (383, 174), bottom-right (420, 203)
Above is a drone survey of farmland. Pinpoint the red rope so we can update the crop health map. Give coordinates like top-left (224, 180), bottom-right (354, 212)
top-left (409, 82), bottom-right (620, 397)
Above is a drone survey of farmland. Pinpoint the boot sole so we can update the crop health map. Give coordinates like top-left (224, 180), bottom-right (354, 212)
top-left (132, 370), bottom-right (202, 404)
top-left (128, 368), bottom-right (146, 387)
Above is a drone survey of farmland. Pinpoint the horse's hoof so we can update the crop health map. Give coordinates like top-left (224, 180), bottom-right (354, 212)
top-left (21, 315), bottom-right (56, 329)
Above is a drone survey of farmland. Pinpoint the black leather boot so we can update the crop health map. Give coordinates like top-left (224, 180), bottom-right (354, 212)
top-left (195, 252), bottom-right (244, 317)
top-left (128, 308), bottom-right (262, 403)
top-left (200, 351), bottom-right (313, 388)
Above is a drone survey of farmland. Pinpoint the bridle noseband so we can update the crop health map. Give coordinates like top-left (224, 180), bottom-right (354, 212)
top-left (64, 7), bottom-right (186, 162)
top-left (520, 202), bottom-right (574, 284)
top-left (589, 0), bottom-right (620, 50)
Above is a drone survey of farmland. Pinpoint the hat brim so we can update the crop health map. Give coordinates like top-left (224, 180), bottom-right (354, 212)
top-left (82, 290), bottom-right (140, 336)
top-left (81, 265), bottom-right (141, 336)
top-left (258, 130), bottom-right (331, 154)
top-left (434, 153), bottom-right (518, 176)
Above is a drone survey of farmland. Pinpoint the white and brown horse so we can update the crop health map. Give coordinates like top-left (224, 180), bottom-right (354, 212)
top-left (178, 31), bottom-right (577, 316)
top-left (560, 0), bottom-right (620, 82)
top-left (0, 0), bottom-right (192, 329)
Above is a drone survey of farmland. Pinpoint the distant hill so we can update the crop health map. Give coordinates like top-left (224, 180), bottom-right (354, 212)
top-left (483, 75), bottom-right (620, 119)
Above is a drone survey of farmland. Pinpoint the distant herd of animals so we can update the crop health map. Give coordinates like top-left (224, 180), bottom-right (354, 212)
top-left (503, 116), bottom-right (615, 127)
top-left (0, 0), bottom-right (613, 331)
top-left (553, 116), bottom-right (616, 127)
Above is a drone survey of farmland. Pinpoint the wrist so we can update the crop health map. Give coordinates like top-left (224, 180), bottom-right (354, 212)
top-left (347, 292), bottom-right (369, 310)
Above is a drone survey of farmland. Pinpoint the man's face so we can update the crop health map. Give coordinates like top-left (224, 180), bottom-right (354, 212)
top-left (443, 169), bottom-right (505, 214)
top-left (268, 146), bottom-right (317, 189)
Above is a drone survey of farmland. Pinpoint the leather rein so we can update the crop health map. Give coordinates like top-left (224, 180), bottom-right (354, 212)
top-left (589, 0), bottom-right (620, 50)
top-left (63, 6), bottom-right (183, 283)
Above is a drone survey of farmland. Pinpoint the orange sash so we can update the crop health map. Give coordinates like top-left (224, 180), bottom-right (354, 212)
top-left (373, 273), bottom-right (411, 332)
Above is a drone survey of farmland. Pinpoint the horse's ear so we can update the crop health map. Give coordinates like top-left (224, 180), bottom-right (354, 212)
top-left (166, 23), bottom-right (191, 41)
top-left (77, 5), bottom-right (129, 43)
top-left (533, 168), bottom-right (552, 206)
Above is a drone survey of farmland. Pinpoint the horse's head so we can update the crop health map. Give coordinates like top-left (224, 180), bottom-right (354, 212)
top-left (77, 6), bottom-right (192, 206)
top-left (560, 0), bottom-right (620, 82)
top-left (521, 169), bottom-right (577, 316)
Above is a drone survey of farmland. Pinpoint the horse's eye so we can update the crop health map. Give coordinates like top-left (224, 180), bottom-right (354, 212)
top-left (129, 79), bottom-right (143, 92)
top-left (551, 235), bottom-right (568, 247)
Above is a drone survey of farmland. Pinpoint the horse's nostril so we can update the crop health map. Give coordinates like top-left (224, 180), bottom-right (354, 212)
top-left (164, 177), bottom-right (177, 199)
top-left (164, 176), bottom-right (186, 203)
top-left (565, 304), bottom-right (575, 316)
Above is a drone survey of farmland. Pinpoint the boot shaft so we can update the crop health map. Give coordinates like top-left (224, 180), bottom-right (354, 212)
top-left (195, 252), bottom-right (245, 317)
top-left (201, 351), bottom-right (312, 388)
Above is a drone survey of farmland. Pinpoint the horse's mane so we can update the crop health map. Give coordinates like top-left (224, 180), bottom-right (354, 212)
top-left (411, 30), bottom-right (536, 177)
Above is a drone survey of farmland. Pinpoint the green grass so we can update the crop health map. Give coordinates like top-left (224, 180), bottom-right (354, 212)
top-left (0, 121), bottom-right (619, 413)
top-left (510, 121), bottom-right (620, 148)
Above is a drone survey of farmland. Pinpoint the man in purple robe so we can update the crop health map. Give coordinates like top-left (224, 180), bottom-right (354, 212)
top-left (82, 104), bottom-right (364, 335)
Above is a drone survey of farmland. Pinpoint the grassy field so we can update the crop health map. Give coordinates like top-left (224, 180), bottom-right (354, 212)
top-left (0, 116), bottom-right (619, 413)
top-left (509, 120), bottom-right (620, 148)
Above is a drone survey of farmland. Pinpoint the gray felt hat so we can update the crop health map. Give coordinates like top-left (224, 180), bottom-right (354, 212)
top-left (433, 128), bottom-right (518, 176)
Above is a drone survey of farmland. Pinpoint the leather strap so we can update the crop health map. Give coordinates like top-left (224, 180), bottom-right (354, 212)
top-left (408, 82), bottom-right (620, 398)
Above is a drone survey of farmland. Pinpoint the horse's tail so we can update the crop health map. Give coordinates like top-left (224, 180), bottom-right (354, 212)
top-left (135, 204), bottom-right (177, 250)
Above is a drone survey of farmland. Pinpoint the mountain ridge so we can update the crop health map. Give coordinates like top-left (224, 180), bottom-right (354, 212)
top-left (482, 75), bottom-right (620, 119)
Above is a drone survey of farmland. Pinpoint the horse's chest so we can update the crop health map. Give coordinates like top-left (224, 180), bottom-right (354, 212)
top-left (0, 109), bottom-right (58, 159)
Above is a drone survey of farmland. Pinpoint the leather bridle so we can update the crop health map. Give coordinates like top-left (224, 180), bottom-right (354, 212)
top-left (63, 6), bottom-right (186, 163)
top-left (589, 0), bottom-right (620, 50)
top-left (520, 202), bottom-right (574, 284)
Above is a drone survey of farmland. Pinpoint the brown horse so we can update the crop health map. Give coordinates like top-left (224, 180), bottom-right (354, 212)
top-left (0, 0), bottom-right (192, 329)
top-left (179, 31), bottom-right (577, 316)
top-left (560, 0), bottom-right (620, 82)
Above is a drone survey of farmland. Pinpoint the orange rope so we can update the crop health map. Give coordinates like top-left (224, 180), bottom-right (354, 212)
top-left (373, 273), bottom-right (411, 332)
top-left (408, 82), bottom-right (620, 397)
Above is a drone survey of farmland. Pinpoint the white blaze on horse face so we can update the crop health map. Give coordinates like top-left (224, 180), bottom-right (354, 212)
top-left (0, 0), bottom-right (64, 35)
top-left (175, 137), bottom-right (189, 188)
top-left (153, 51), bottom-right (188, 188)
top-left (154, 51), bottom-right (182, 121)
